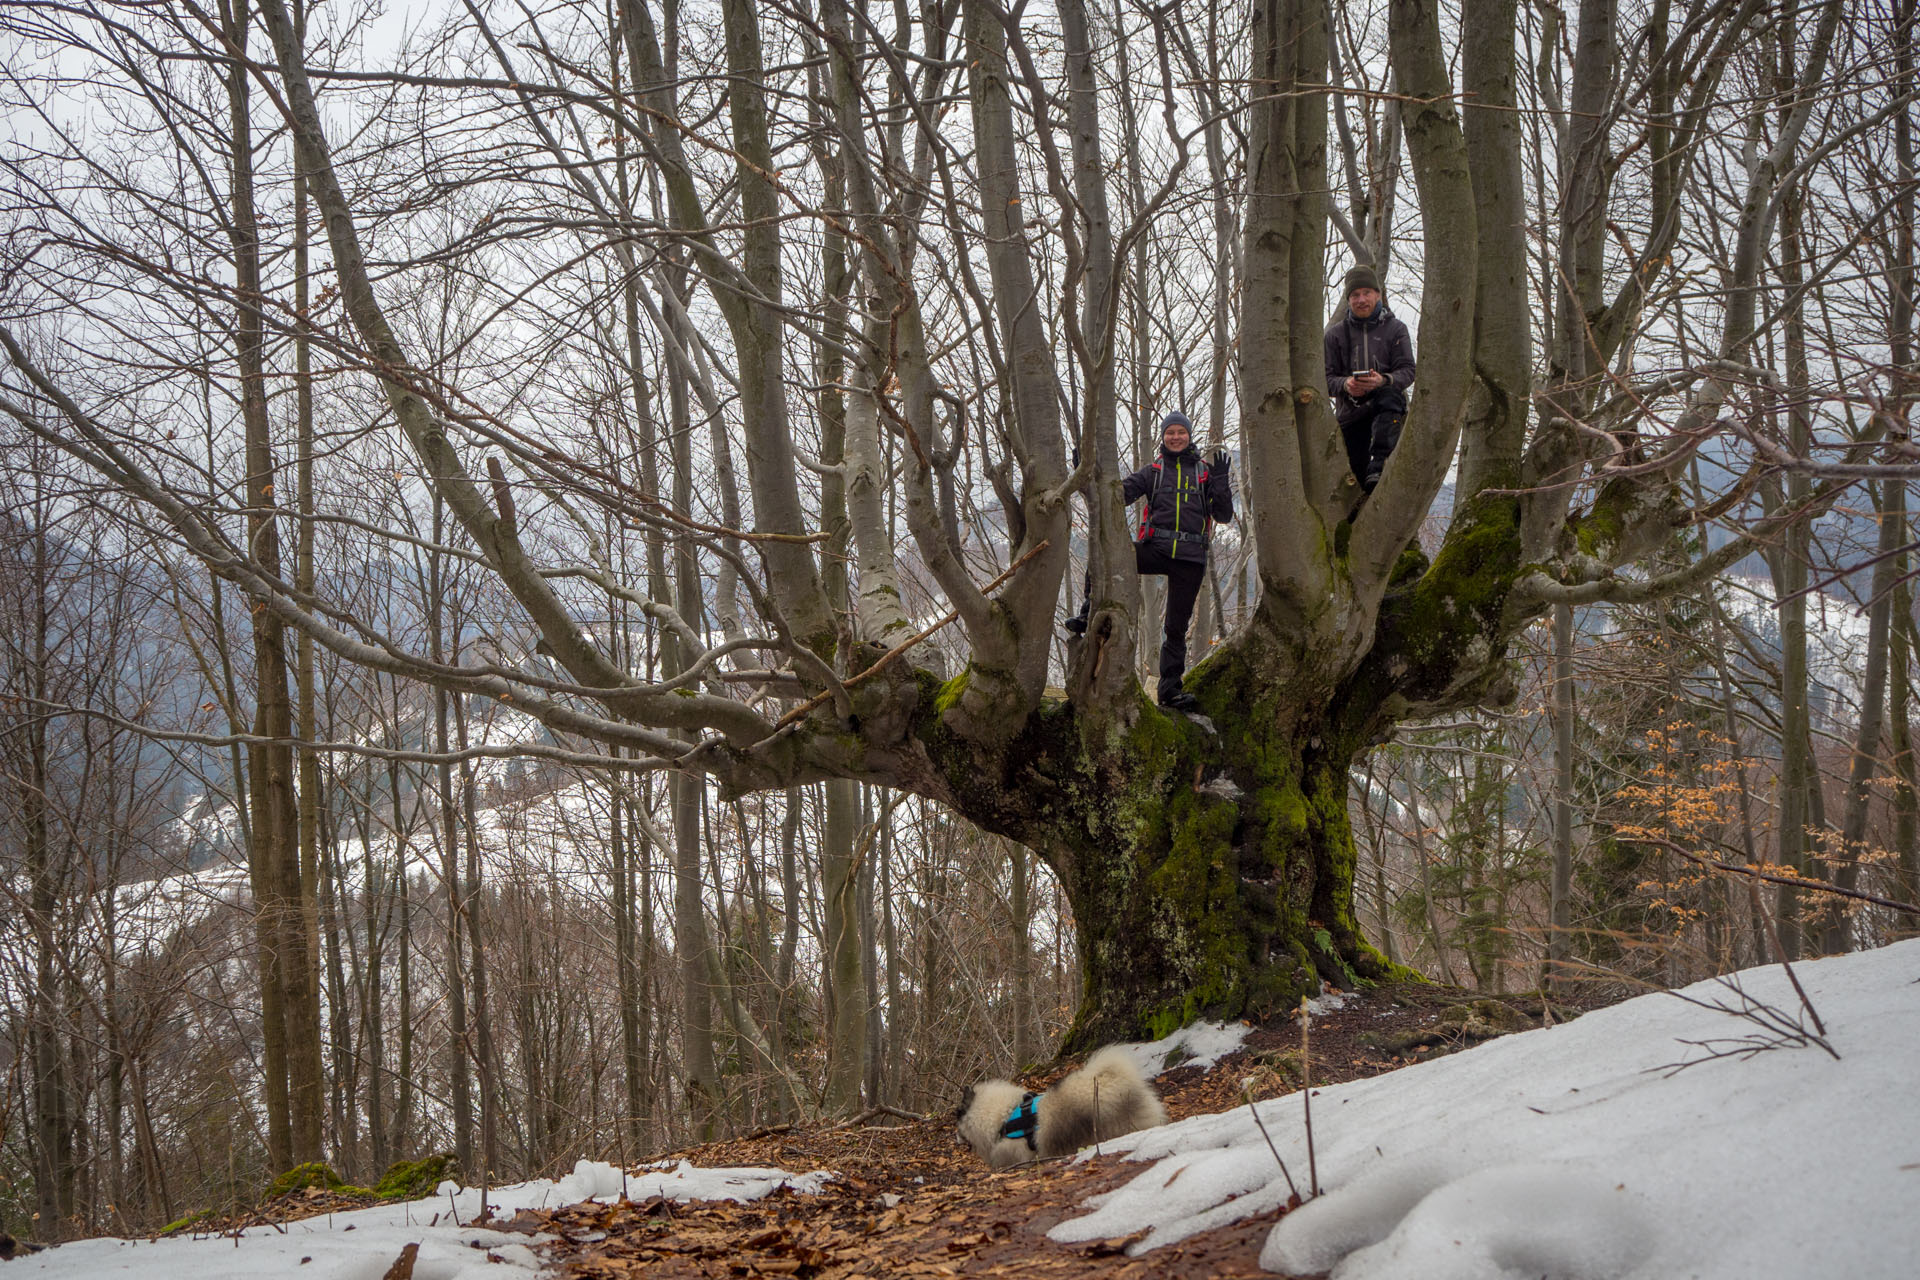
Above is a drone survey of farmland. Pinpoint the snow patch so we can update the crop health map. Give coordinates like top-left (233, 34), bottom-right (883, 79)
top-left (10, 1159), bottom-right (834, 1280)
top-left (1262, 1161), bottom-right (1656, 1279)
top-left (1123, 1019), bottom-right (1253, 1077)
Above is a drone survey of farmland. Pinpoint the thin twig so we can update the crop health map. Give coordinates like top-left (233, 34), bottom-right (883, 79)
top-left (1243, 1086), bottom-right (1300, 1202)
top-left (827, 1105), bottom-right (928, 1130)
top-left (1749, 875), bottom-right (1829, 1039)
top-left (1654, 976), bottom-right (1839, 1074)
top-left (1624, 833), bottom-right (1920, 918)
top-left (1299, 998), bottom-right (1319, 1199)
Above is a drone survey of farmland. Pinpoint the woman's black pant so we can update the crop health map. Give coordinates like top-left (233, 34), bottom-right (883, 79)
top-left (1135, 541), bottom-right (1207, 701)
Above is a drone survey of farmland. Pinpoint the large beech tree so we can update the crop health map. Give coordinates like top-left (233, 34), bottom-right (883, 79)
top-left (0, 0), bottom-right (1877, 1053)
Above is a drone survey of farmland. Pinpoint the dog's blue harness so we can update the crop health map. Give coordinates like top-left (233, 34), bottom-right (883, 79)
top-left (998, 1092), bottom-right (1040, 1151)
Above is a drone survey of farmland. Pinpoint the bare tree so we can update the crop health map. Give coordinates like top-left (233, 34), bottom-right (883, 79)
top-left (0, 0), bottom-right (1903, 1068)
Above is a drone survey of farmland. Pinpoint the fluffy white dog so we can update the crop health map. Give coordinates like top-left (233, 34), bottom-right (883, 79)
top-left (956, 1045), bottom-right (1168, 1170)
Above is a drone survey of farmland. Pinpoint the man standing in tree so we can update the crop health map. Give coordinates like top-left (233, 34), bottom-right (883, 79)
top-left (1120, 412), bottom-right (1234, 712)
top-left (1324, 264), bottom-right (1417, 494)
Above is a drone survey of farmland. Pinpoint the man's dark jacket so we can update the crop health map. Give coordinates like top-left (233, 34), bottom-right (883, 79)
top-left (1323, 303), bottom-right (1416, 425)
top-left (1123, 443), bottom-right (1233, 564)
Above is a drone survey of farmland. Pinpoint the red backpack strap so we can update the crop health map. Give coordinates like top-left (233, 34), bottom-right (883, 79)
top-left (1136, 458), bottom-right (1163, 542)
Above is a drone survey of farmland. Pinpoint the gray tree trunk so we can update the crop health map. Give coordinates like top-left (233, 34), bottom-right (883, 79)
top-left (221, 0), bottom-right (322, 1164)
top-left (821, 779), bottom-right (867, 1113)
top-left (1825, 475), bottom-right (1904, 953)
top-left (1549, 602), bottom-right (1575, 991)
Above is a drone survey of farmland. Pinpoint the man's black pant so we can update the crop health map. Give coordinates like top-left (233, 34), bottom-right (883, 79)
top-left (1341, 409), bottom-right (1406, 489)
top-left (1136, 541), bottom-right (1207, 702)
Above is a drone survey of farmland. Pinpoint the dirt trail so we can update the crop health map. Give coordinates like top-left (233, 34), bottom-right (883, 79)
top-left (524, 983), bottom-right (1572, 1280)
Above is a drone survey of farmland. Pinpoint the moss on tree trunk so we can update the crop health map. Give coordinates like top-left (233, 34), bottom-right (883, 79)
top-left (917, 668), bottom-right (1413, 1053)
top-left (1052, 685), bottom-right (1410, 1050)
top-left (908, 498), bottom-right (1526, 1053)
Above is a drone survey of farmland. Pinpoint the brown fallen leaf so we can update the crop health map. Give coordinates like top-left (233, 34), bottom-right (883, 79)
top-left (1082, 1229), bottom-right (1149, 1257)
top-left (380, 1241), bottom-right (420, 1280)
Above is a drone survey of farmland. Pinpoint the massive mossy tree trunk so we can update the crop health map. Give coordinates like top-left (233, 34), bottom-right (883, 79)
top-left (906, 490), bottom-right (1523, 1047)
top-left (1043, 687), bottom-right (1399, 1050)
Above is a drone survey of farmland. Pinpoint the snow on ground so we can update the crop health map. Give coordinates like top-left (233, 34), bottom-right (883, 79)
top-left (1122, 993), bottom-right (1353, 1080)
top-left (17, 944), bottom-right (1918, 1278)
top-left (8, 1159), bottom-right (833, 1280)
top-left (1122, 1018), bottom-right (1256, 1076)
top-left (1054, 939), bottom-right (1920, 1279)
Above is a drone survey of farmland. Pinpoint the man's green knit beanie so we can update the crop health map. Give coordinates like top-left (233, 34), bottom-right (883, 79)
top-left (1343, 264), bottom-right (1382, 298)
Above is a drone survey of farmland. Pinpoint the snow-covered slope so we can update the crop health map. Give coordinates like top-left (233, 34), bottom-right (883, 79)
top-left (1055, 939), bottom-right (1920, 1279)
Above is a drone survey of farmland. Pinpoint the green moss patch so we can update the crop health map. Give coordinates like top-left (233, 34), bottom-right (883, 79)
top-left (264, 1161), bottom-right (354, 1199)
top-left (264, 1154), bottom-right (455, 1204)
top-left (373, 1153), bottom-right (458, 1201)
top-left (159, 1207), bottom-right (215, 1236)
top-left (162, 1153), bottom-right (454, 1236)
top-left (931, 666), bottom-right (970, 715)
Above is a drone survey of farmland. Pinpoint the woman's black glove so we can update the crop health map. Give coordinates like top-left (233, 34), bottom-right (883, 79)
top-left (1208, 446), bottom-right (1231, 471)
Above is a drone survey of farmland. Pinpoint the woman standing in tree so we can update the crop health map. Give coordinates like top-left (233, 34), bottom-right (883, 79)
top-left (1067, 412), bottom-right (1233, 710)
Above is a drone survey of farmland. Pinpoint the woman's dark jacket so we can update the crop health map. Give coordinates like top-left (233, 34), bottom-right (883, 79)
top-left (1122, 444), bottom-right (1234, 564)
top-left (1323, 303), bottom-right (1417, 425)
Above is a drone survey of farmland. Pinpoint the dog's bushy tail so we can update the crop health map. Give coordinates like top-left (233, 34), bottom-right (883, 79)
top-left (1041, 1045), bottom-right (1168, 1157)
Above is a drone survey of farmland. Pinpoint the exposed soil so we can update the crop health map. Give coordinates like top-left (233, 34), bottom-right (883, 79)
top-left (513, 982), bottom-right (1594, 1280)
top-left (155, 982), bottom-right (1599, 1277)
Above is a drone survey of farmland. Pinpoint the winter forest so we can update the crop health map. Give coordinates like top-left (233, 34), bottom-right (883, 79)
top-left (0, 0), bottom-right (1914, 1247)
